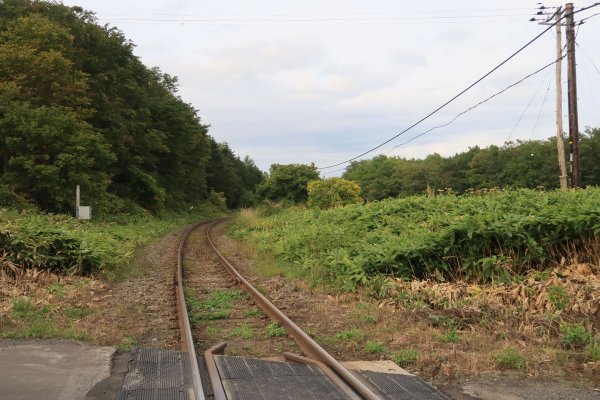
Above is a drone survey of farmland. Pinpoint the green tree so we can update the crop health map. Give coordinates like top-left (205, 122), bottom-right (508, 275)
top-left (258, 164), bottom-right (319, 203)
top-left (307, 178), bottom-right (362, 209)
top-left (581, 127), bottom-right (600, 186)
top-left (0, 103), bottom-right (113, 212)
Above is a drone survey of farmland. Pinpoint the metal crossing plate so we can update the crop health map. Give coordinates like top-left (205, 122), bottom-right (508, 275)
top-left (116, 348), bottom-right (192, 400)
top-left (215, 355), bottom-right (348, 400)
top-left (356, 370), bottom-right (452, 400)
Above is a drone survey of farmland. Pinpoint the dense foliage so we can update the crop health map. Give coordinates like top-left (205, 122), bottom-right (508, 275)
top-left (0, 0), bottom-right (263, 214)
top-left (307, 178), bottom-right (362, 209)
top-left (257, 163), bottom-right (319, 203)
top-left (0, 207), bottom-right (221, 275)
top-left (233, 189), bottom-right (600, 288)
top-left (344, 131), bottom-right (600, 201)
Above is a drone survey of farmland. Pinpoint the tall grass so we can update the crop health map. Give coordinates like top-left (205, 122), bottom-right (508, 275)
top-left (0, 206), bottom-right (223, 276)
top-left (232, 188), bottom-right (600, 286)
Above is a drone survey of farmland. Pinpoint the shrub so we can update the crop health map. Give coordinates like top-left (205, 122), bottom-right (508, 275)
top-left (307, 178), bottom-right (362, 209)
top-left (493, 347), bottom-right (525, 369)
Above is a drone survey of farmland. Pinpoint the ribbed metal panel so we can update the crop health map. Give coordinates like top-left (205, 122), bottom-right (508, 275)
top-left (117, 348), bottom-right (194, 400)
top-left (116, 388), bottom-right (188, 400)
top-left (216, 356), bottom-right (348, 400)
top-left (356, 370), bottom-right (452, 400)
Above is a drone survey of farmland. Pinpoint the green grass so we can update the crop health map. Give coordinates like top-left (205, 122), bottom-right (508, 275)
top-left (64, 306), bottom-right (96, 320)
top-left (245, 308), bottom-right (264, 318)
top-left (364, 341), bottom-right (386, 354)
top-left (352, 302), bottom-right (378, 324)
top-left (0, 208), bottom-right (221, 277)
top-left (265, 322), bottom-right (287, 338)
top-left (440, 325), bottom-right (460, 343)
top-left (185, 289), bottom-right (242, 322)
top-left (232, 188), bottom-right (600, 285)
top-left (206, 325), bottom-right (222, 335)
top-left (393, 349), bottom-right (419, 366)
top-left (117, 335), bottom-right (139, 350)
top-left (230, 325), bottom-right (254, 339)
top-left (3, 297), bottom-right (88, 340)
top-left (334, 328), bottom-right (367, 342)
top-left (585, 342), bottom-right (600, 361)
top-left (493, 347), bottom-right (525, 369)
top-left (560, 323), bottom-right (594, 349)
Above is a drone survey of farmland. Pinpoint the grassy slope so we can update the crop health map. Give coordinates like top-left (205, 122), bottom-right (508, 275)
top-left (232, 188), bottom-right (600, 286)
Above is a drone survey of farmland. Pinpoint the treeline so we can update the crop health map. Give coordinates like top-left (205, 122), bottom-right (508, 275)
top-left (344, 130), bottom-right (600, 201)
top-left (0, 0), bottom-right (263, 214)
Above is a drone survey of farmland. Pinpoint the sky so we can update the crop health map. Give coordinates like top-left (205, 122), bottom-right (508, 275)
top-left (59, 0), bottom-right (600, 174)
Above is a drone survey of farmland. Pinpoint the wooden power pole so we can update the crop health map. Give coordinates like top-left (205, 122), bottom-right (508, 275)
top-left (565, 3), bottom-right (580, 187)
top-left (554, 7), bottom-right (569, 189)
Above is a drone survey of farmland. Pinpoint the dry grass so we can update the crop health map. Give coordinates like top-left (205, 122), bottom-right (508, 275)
top-left (228, 228), bottom-right (600, 386)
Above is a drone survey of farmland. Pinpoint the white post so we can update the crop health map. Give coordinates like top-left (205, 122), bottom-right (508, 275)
top-left (76, 185), bottom-right (80, 218)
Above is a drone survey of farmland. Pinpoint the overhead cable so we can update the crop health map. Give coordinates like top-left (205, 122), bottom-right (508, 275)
top-left (317, 1), bottom-right (600, 169)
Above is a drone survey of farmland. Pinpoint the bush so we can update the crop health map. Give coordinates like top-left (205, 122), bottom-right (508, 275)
top-left (232, 188), bottom-right (600, 284)
top-left (307, 178), bottom-right (362, 209)
top-left (560, 323), bottom-right (594, 349)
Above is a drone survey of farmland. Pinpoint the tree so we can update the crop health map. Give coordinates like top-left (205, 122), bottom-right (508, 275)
top-left (0, 1), bottom-right (263, 213)
top-left (0, 103), bottom-right (113, 212)
top-left (257, 164), bottom-right (319, 203)
top-left (581, 127), bottom-right (600, 186)
top-left (307, 178), bottom-right (362, 209)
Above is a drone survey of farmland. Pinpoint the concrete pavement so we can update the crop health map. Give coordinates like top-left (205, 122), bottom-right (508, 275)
top-left (0, 340), bottom-right (115, 400)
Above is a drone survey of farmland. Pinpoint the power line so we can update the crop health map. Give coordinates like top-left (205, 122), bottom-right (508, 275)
top-left (387, 57), bottom-right (559, 151)
top-left (531, 79), bottom-right (552, 139)
top-left (317, 1), bottom-right (600, 170)
top-left (576, 40), bottom-right (600, 76)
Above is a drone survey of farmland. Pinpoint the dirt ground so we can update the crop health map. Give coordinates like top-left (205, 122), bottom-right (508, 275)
top-left (1, 220), bottom-right (599, 399)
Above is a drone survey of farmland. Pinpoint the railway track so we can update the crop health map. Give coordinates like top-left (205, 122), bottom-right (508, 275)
top-left (176, 219), bottom-right (383, 400)
top-left (105, 218), bottom-right (450, 400)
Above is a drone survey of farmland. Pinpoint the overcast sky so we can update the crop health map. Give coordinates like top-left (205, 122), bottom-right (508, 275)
top-left (59, 0), bottom-right (600, 174)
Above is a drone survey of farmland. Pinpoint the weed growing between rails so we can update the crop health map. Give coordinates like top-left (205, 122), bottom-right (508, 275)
top-left (230, 189), bottom-right (600, 384)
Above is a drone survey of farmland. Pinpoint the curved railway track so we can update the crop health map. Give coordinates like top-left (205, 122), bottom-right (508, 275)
top-left (175, 219), bottom-right (383, 400)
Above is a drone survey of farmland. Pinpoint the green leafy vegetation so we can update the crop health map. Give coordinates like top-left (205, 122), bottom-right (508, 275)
top-left (585, 342), bottom-right (600, 362)
top-left (3, 297), bottom-right (88, 340)
top-left (245, 308), bottom-right (264, 318)
top-left (343, 130), bottom-right (600, 201)
top-left (185, 289), bottom-right (242, 322)
top-left (257, 164), bottom-right (319, 204)
top-left (117, 335), bottom-right (140, 351)
top-left (334, 328), bottom-right (367, 342)
top-left (233, 188), bottom-right (600, 284)
top-left (493, 347), bottom-right (525, 369)
top-left (560, 323), bottom-right (594, 349)
top-left (307, 178), bottom-right (362, 209)
top-left (0, 208), bottom-right (218, 276)
top-left (440, 325), bottom-right (460, 343)
top-left (265, 322), bottom-right (287, 338)
top-left (393, 349), bottom-right (419, 366)
top-left (0, 1), bottom-right (263, 214)
top-left (364, 341), bottom-right (386, 354)
top-left (230, 325), bottom-right (254, 339)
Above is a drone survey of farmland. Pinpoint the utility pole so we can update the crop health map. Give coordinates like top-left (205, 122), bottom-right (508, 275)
top-left (554, 8), bottom-right (569, 190)
top-left (565, 3), bottom-right (580, 187)
top-left (531, 5), bottom-right (569, 189)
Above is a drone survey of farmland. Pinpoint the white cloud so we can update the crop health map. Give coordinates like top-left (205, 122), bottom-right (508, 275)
top-left (61, 0), bottom-right (600, 171)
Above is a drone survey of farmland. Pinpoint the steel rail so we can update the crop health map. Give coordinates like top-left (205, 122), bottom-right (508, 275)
top-left (206, 219), bottom-right (382, 400)
top-left (204, 342), bottom-right (228, 400)
top-left (283, 352), bottom-right (362, 400)
top-left (175, 221), bottom-right (207, 400)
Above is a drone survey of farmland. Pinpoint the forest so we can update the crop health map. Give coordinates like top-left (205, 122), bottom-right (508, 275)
top-left (0, 0), bottom-right (264, 215)
top-left (343, 131), bottom-right (600, 201)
